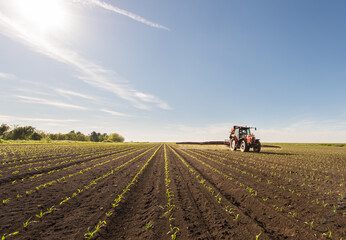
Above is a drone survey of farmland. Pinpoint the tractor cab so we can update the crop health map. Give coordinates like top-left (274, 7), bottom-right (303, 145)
top-left (235, 127), bottom-right (251, 140)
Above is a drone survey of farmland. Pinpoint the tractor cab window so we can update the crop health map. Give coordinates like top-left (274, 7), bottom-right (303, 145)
top-left (239, 128), bottom-right (251, 138)
top-left (235, 129), bottom-right (239, 139)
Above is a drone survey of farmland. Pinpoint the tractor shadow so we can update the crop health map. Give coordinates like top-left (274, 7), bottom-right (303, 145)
top-left (259, 152), bottom-right (297, 156)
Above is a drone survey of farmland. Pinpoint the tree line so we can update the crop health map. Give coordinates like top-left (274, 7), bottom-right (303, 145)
top-left (0, 124), bottom-right (124, 142)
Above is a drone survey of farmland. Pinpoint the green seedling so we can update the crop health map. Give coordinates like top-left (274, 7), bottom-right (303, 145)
top-left (256, 232), bottom-right (262, 240)
top-left (1, 232), bottom-right (19, 240)
top-left (84, 228), bottom-right (96, 239)
top-left (145, 221), bottom-right (153, 231)
top-left (45, 206), bottom-right (57, 214)
top-left (95, 220), bottom-right (106, 231)
top-left (169, 226), bottom-right (180, 240)
top-left (322, 230), bottom-right (332, 239)
top-left (36, 210), bottom-right (45, 219)
top-left (23, 216), bottom-right (35, 229)
top-left (217, 196), bottom-right (222, 203)
top-left (168, 215), bottom-right (175, 222)
top-left (304, 220), bottom-right (314, 229)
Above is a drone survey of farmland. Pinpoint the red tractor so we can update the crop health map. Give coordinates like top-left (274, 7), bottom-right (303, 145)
top-left (229, 126), bottom-right (261, 152)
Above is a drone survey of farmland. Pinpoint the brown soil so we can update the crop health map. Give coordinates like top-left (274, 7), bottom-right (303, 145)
top-left (0, 143), bottom-right (344, 240)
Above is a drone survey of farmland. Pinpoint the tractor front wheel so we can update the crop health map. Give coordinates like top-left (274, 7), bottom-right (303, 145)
top-left (230, 139), bottom-right (237, 151)
top-left (240, 140), bottom-right (248, 152)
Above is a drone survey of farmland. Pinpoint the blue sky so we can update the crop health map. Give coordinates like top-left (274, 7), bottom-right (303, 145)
top-left (0, 0), bottom-right (345, 142)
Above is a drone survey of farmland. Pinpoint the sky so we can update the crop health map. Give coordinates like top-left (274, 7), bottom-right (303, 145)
top-left (0, 0), bottom-right (345, 142)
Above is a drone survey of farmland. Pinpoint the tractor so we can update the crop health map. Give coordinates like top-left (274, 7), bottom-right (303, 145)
top-left (229, 125), bottom-right (261, 152)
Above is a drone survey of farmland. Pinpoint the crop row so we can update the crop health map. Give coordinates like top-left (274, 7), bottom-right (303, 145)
top-left (1, 145), bottom-right (135, 174)
top-left (0, 143), bottom-right (131, 165)
top-left (84, 145), bottom-right (162, 239)
top-left (1, 146), bottom-right (150, 203)
top-left (193, 149), bottom-right (344, 199)
top-left (179, 148), bottom-right (343, 239)
top-left (5, 146), bottom-right (140, 187)
top-left (178, 149), bottom-right (309, 223)
top-left (168, 146), bottom-right (241, 222)
top-left (1, 145), bottom-right (158, 239)
top-left (200, 148), bottom-right (344, 180)
top-left (163, 145), bottom-right (179, 240)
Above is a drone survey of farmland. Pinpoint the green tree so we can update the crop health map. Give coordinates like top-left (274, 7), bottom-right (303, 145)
top-left (30, 132), bottom-right (42, 140)
top-left (90, 131), bottom-right (99, 142)
top-left (0, 124), bottom-right (10, 137)
top-left (76, 132), bottom-right (89, 141)
top-left (99, 133), bottom-right (108, 142)
top-left (7, 126), bottom-right (35, 140)
top-left (56, 133), bottom-right (67, 140)
top-left (108, 133), bottom-right (124, 142)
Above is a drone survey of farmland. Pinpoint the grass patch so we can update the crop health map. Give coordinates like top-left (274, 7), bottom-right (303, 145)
top-left (265, 143), bottom-right (345, 147)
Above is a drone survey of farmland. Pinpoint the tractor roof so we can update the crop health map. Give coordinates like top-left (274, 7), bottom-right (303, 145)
top-left (233, 125), bottom-right (256, 129)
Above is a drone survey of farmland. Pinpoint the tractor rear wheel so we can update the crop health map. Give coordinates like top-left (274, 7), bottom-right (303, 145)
top-left (240, 140), bottom-right (248, 152)
top-left (230, 139), bottom-right (237, 151)
top-left (253, 142), bottom-right (261, 153)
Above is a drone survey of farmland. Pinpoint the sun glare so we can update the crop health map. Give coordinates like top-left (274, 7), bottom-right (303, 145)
top-left (16, 0), bottom-right (66, 32)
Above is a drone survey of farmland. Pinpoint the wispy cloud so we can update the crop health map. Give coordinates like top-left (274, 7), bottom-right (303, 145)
top-left (15, 95), bottom-right (88, 110)
top-left (77, 0), bottom-right (169, 31)
top-left (16, 88), bottom-right (51, 96)
top-left (0, 114), bottom-right (79, 122)
top-left (0, 5), bottom-right (170, 110)
top-left (101, 108), bottom-right (130, 117)
top-left (134, 92), bottom-right (171, 110)
top-left (55, 88), bottom-right (95, 100)
top-left (17, 81), bottom-right (97, 101)
top-left (0, 72), bottom-right (15, 79)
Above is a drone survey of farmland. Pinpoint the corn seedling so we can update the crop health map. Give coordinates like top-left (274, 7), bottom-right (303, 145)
top-left (1, 232), bottom-right (18, 240)
top-left (322, 230), bottom-right (332, 239)
top-left (105, 211), bottom-right (113, 217)
top-left (84, 228), bottom-right (96, 239)
top-left (304, 220), bottom-right (314, 229)
top-left (35, 210), bottom-right (45, 219)
top-left (45, 206), bottom-right (56, 214)
top-left (233, 214), bottom-right (239, 222)
top-left (84, 220), bottom-right (106, 239)
top-left (23, 216), bottom-right (35, 229)
top-left (145, 221), bottom-right (153, 231)
top-left (169, 226), bottom-right (180, 240)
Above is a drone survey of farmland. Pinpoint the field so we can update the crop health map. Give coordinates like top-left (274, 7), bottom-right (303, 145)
top-left (0, 143), bottom-right (345, 240)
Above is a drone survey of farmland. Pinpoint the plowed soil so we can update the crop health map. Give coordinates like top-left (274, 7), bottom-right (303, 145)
top-left (0, 143), bottom-right (345, 240)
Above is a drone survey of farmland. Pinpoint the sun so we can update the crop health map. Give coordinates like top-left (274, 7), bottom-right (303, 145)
top-left (16, 0), bottom-right (66, 33)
